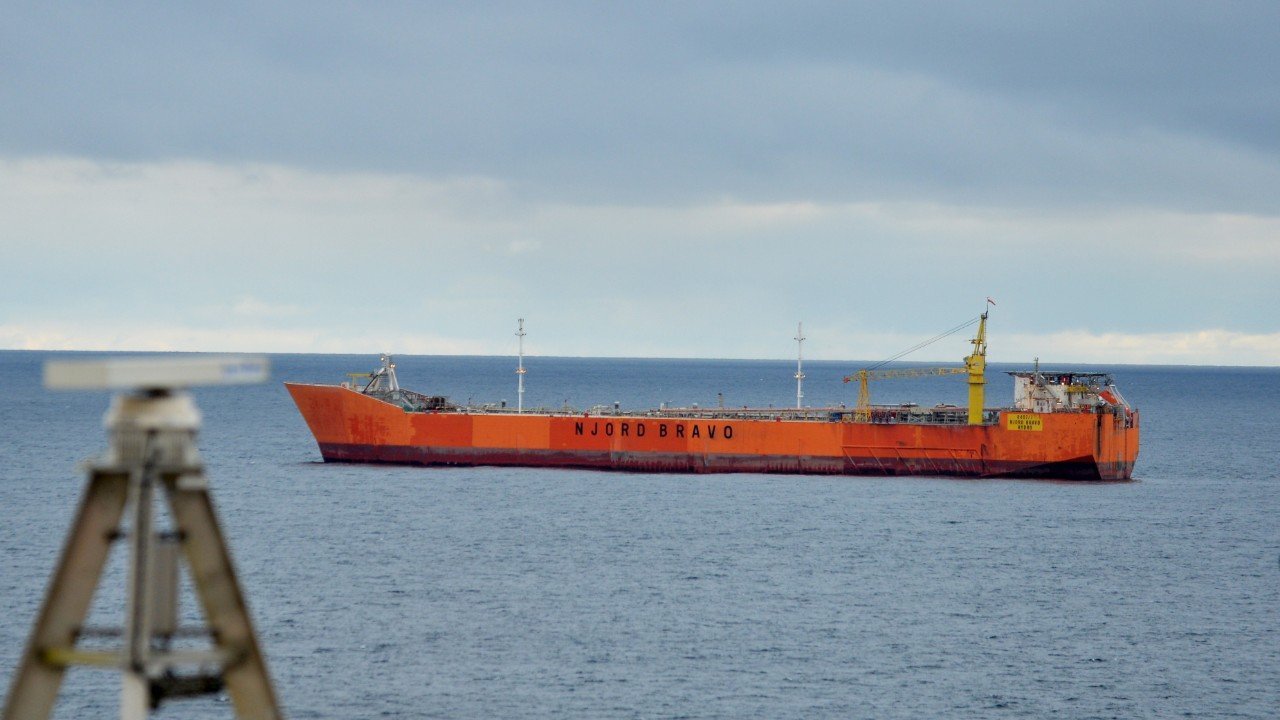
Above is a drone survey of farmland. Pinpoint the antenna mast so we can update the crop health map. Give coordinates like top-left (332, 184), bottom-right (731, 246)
top-left (794, 322), bottom-right (805, 409)
top-left (515, 318), bottom-right (526, 413)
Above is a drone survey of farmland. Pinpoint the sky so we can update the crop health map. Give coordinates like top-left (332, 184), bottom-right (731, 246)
top-left (2, 2), bottom-right (1278, 365)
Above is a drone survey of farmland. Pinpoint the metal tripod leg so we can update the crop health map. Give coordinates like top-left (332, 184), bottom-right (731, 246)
top-left (3, 465), bottom-right (284, 720)
top-left (3, 470), bottom-right (130, 720)
top-left (162, 470), bottom-right (281, 719)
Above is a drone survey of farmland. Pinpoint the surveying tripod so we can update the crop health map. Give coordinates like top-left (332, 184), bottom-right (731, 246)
top-left (4, 357), bottom-right (282, 720)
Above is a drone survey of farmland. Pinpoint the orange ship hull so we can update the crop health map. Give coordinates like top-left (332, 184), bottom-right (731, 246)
top-left (285, 383), bottom-right (1139, 481)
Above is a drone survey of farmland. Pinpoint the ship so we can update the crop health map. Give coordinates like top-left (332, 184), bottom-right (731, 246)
top-left (285, 313), bottom-right (1140, 481)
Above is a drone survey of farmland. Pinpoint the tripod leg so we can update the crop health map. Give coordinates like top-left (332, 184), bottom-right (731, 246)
top-left (162, 473), bottom-right (282, 720)
top-left (3, 471), bottom-right (130, 720)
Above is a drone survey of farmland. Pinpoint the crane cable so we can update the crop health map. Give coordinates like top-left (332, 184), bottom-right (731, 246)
top-left (864, 315), bottom-right (982, 372)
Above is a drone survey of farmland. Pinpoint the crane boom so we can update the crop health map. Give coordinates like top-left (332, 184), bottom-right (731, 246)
top-left (842, 310), bottom-right (990, 424)
top-left (842, 367), bottom-right (967, 422)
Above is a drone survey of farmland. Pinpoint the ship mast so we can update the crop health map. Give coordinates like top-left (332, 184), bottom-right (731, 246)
top-left (515, 318), bottom-right (526, 413)
top-left (794, 322), bottom-right (805, 409)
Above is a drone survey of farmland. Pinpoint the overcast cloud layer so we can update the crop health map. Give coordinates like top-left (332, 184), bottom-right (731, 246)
top-left (2, 2), bottom-right (1278, 365)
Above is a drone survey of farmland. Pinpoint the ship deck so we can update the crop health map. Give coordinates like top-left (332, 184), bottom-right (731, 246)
top-left (409, 400), bottom-right (997, 426)
top-left (356, 385), bottom-right (1020, 426)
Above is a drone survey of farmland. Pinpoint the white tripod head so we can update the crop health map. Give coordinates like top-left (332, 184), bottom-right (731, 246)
top-left (44, 356), bottom-right (269, 465)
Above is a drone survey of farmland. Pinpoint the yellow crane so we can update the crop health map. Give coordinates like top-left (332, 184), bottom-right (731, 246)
top-left (843, 311), bottom-right (990, 424)
top-left (964, 311), bottom-right (989, 425)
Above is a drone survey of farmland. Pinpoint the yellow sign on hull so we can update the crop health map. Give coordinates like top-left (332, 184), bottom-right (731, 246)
top-left (1005, 413), bottom-right (1044, 431)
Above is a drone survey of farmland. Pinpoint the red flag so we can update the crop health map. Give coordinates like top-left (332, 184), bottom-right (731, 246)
top-left (986, 296), bottom-right (997, 306)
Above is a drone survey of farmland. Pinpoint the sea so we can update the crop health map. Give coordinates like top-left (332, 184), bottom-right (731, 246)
top-left (1, 350), bottom-right (1276, 719)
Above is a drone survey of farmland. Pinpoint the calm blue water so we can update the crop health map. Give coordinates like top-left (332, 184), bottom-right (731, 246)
top-left (1, 351), bottom-right (1276, 718)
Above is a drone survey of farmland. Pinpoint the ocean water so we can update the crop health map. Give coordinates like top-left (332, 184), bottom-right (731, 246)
top-left (0, 350), bottom-right (1276, 718)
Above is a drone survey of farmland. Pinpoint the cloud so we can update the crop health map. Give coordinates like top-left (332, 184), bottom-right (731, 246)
top-left (3, 4), bottom-right (1279, 211)
top-left (0, 321), bottom-right (491, 356)
top-left (2, 6), bottom-right (1277, 366)
top-left (999, 329), bottom-right (1280, 367)
top-left (1, 156), bottom-right (1276, 364)
top-left (504, 239), bottom-right (542, 255)
top-left (4, 319), bottom-right (1277, 367)
top-left (230, 296), bottom-right (304, 318)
